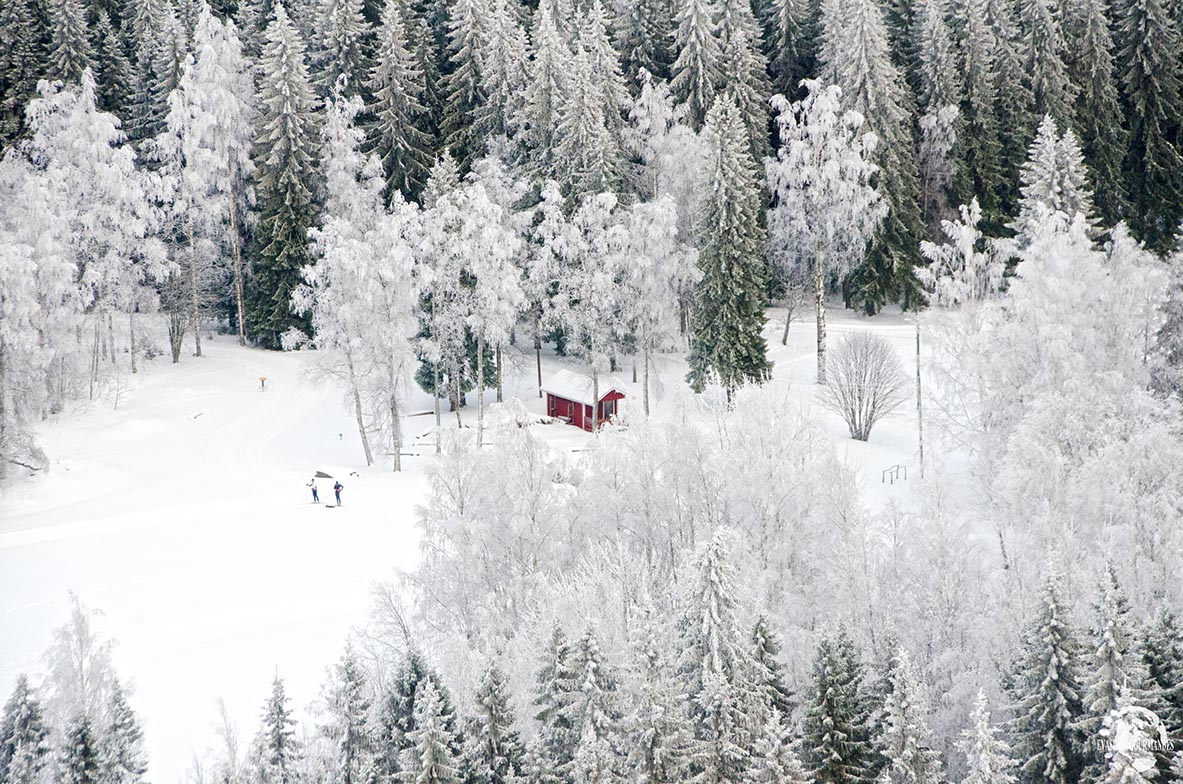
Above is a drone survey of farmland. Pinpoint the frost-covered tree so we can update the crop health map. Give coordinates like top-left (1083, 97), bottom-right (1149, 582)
top-left (249, 0), bottom-right (319, 349)
top-left (746, 709), bottom-right (809, 784)
top-left (677, 528), bottom-right (761, 783)
top-left (515, 5), bottom-right (569, 180)
top-left (553, 39), bottom-right (620, 199)
top-left (802, 630), bottom-right (877, 784)
top-left (580, 0), bottom-right (630, 135)
top-left (766, 81), bottom-right (883, 385)
top-left (1140, 610), bottom-right (1183, 780)
top-left (879, 649), bottom-right (942, 784)
top-left (294, 92), bottom-right (420, 469)
top-left (99, 680), bottom-right (147, 784)
top-left (321, 645), bottom-right (374, 784)
top-left (1115, 0), bottom-right (1183, 251)
top-left (1007, 566), bottom-right (1086, 784)
top-left (91, 11), bottom-right (132, 115)
top-left (670, 0), bottom-right (723, 128)
top-left (749, 618), bottom-right (794, 729)
top-left (614, 0), bottom-right (674, 85)
top-left (1018, 0), bottom-right (1074, 125)
top-left (366, 0), bottom-right (431, 201)
top-left (59, 714), bottom-right (101, 784)
top-left (401, 680), bottom-right (462, 784)
top-left (917, 198), bottom-right (1004, 309)
top-left (375, 651), bottom-right (462, 782)
top-left (1069, 0), bottom-right (1128, 227)
top-left (1009, 116), bottom-right (1098, 248)
top-left (960, 691), bottom-right (1015, 784)
top-left (912, 0), bottom-right (961, 232)
top-left (987, 0), bottom-right (1033, 213)
top-left (621, 196), bottom-right (698, 415)
top-left (821, 331), bottom-right (910, 442)
top-left (0, 676), bottom-right (51, 784)
top-left (686, 94), bottom-right (770, 398)
top-left (819, 0), bottom-right (924, 312)
top-left (310, 0), bottom-right (370, 98)
top-left (625, 595), bottom-right (693, 784)
top-left (476, 0), bottom-right (528, 141)
top-left (763, 0), bottom-right (811, 99)
top-left (127, 0), bottom-right (189, 150)
top-left (48, 0), bottom-right (94, 83)
top-left (567, 628), bottom-right (623, 784)
top-left (254, 676), bottom-right (301, 784)
top-left (717, 0), bottom-right (771, 157)
top-left (464, 662), bottom-right (526, 784)
top-left (532, 624), bottom-right (580, 784)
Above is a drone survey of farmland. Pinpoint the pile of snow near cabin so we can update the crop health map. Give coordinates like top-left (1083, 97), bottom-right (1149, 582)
top-left (2, 0), bottom-right (1183, 780)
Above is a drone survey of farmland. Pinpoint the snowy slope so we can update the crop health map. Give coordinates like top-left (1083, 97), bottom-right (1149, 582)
top-left (0, 309), bottom-right (925, 782)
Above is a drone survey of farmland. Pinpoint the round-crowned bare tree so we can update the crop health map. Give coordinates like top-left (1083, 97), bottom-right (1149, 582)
top-left (821, 331), bottom-right (910, 441)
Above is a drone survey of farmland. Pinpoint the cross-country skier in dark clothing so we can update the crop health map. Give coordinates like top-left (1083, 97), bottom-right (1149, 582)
top-left (333, 481), bottom-right (343, 505)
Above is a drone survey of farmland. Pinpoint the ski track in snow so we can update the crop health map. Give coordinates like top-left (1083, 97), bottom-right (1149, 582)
top-left (0, 312), bottom-right (932, 782)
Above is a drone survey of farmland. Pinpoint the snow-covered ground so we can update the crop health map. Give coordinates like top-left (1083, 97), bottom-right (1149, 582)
top-left (0, 308), bottom-right (923, 782)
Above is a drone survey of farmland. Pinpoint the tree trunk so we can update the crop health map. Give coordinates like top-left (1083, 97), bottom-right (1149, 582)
top-left (815, 252), bottom-right (826, 385)
top-left (782, 308), bottom-right (792, 346)
top-left (534, 308), bottom-right (543, 398)
top-left (495, 345), bottom-right (503, 403)
top-left (0, 343), bottom-right (7, 482)
top-left (453, 365), bottom-right (462, 428)
top-left (390, 391), bottom-right (403, 473)
top-left (229, 191), bottom-right (247, 346)
top-left (346, 350), bottom-right (373, 466)
top-left (129, 312), bottom-right (137, 374)
top-left (106, 313), bottom-right (116, 364)
top-left (643, 339), bottom-right (651, 417)
top-left (90, 321), bottom-right (100, 400)
top-left (591, 370), bottom-right (600, 432)
top-left (477, 334), bottom-right (485, 446)
top-left (169, 311), bottom-right (185, 364)
top-left (916, 322), bottom-right (924, 479)
top-left (433, 360), bottom-right (441, 454)
top-left (189, 213), bottom-right (202, 357)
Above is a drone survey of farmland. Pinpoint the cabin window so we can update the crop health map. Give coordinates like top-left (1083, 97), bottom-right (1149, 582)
top-left (601, 399), bottom-right (616, 418)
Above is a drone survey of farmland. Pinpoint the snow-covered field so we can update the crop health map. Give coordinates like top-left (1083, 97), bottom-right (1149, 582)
top-left (0, 309), bottom-right (921, 782)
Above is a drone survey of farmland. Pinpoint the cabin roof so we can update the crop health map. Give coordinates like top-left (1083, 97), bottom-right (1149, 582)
top-left (541, 369), bottom-right (626, 406)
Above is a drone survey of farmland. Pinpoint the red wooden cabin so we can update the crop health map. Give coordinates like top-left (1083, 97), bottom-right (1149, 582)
top-left (542, 370), bottom-right (625, 431)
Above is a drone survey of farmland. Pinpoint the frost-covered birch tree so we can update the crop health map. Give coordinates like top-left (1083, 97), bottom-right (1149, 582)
top-left (767, 81), bottom-right (883, 385)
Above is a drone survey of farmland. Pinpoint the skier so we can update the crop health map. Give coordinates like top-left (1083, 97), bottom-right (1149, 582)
top-left (333, 481), bottom-right (343, 505)
top-left (307, 479), bottom-right (320, 504)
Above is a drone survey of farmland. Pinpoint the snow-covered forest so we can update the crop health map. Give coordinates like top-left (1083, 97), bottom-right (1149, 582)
top-left (2, 0), bottom-right (1183, 780)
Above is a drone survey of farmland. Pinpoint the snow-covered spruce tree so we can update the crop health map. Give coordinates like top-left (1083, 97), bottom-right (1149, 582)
top-left (525, 181), bottom-right (566, 396)
top-left (0, 0), bottom-right (46, 144)
top-left (566, 628), bottom-right (623, 784)
top-left (802, 630), bottom-right (877, 784)
top-left (463, 661), bottom-right (527, 784)
top-left (1153, 239), bottom-right (1183, 399)
top-left (747, 709), bottom-right (809, 784)
top-left (766, 81), bottom-right (883, 385)
top-left (48, 0), bottom-right (94, 83)
top-left (127, 0), bottom-right (189, 153)
top-left (99, 679), bottom-right (147, 784)
top-left (762, 0), bottom-right (811, 100)
top-left (879, 649), bottom-right (942, 784)
top-left (625, 594), bottom-right (693, 784)
top-left (955, 0), bottom-right (1002, 225)
top-left (1115, 0), bottom-right (1183, 252)
top-left (1018, 0), bottom-right (1074, 126)
top-left (254, 676), bottom-right (302, 784)
top-left (321, 645), bottom-right (374, 784)
top-left (750, 617), bottom-right (794, 726)
top-left (294, 91), bottom-right (420, 469)
top-left (677, 528), bottom-right (762, 783)
top-left (819, 0), bottom-right (924, 312)
top-left (911, 0), bottom-right (961, 233)
top-left (1140, 610), bottom-right (1183, 779)
top-left (60, 714), bottom-right (102, 784)
top-left (1067, 0), bottom-right (1128, 227)
top-left (552, 39), bottom-right (620, 199)
top-left (0, 675), bottom-right (51, 784)
top-left (248, 0), bottom-right (319, 349)
top-left (91, 11), bottom-right (132, 116)
top-left (614, 0), bottom-right (674, 85)
top-left (1079, 567), bottom-right (1155, 783)
top-left (670, 0), bottom-right (723, 129)
top-left (401, 680), bottom-right (462, 784)
top-left (440, 0), bottom-right (488, 169)
top-left (375, 651), bottom-right (462, 782)
top-left (987, 0), bottom-right (1034, 214)
top-left (686, 94), bottom-right (770, 398)
top-left (366, 0), bottom-right (431, 202)
top-left (514, 5), bottom-right (569, 183)
top-left (309, 0), bottom-right (370, 99)
top-left (717, 0), bottom-right (770, 158)
top-left (960, 690), bottom-right (1016, 784)
top-left (1009, 115), bottom-right (1098, 248)
top-left (1006, 566), bottom-right (1086, 784)
top-left (531, 624), bottom-right (580, 784)
top-left (475, 0), bottom-right (528, 141)
top-left (621, 195), bottom-right (698, 415)
top-left (580, 0), bottom-right (630, 136)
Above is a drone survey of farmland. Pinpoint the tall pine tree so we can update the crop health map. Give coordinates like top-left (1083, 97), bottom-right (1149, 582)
top-left (0, 676), bottom-right (50, 784)
top-left (367, 0), bottom-right (431, 200)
